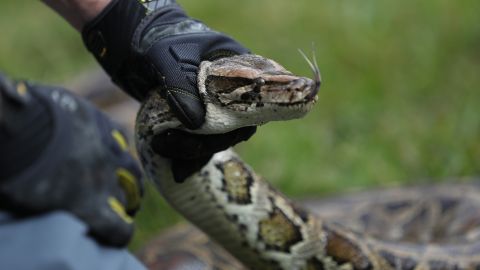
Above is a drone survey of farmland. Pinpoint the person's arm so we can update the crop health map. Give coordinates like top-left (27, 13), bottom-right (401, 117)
top-left (41, 0), bottom-right (111, 31)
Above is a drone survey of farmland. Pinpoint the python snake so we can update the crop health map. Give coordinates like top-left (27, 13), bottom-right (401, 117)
top-left (135, 54), bottom-right (480, 270)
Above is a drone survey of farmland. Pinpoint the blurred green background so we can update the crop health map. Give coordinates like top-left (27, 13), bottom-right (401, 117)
top-left (1, 0), bottom-right (479, 250)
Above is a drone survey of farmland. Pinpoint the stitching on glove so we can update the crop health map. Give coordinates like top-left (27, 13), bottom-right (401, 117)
top-left (166, 87), bottom-right (201, 101)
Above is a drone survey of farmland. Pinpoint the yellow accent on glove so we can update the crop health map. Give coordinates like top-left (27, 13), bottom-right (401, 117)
top-left (111, 129), bottom-right (129, 151)
top-left (108, 197), bottom-right (133, 224)
top-left (116, 168), bottom-right (141, 212)
top-left (16, 82), bottom-right (27, 96)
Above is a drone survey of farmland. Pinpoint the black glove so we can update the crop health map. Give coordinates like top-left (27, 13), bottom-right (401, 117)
top-left (152, 127), bottom-right (256, 182)
top-left (82, 0), bottom-right (249, 129)
top-left (0, 74), bottom-right (143, 247)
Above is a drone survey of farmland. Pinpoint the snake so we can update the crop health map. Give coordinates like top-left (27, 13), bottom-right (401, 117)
top-left (134, 54), bottom-right (480, 270)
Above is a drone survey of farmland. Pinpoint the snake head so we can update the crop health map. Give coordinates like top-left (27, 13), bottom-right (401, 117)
top-left (196, 54), bottom-right (321, 134)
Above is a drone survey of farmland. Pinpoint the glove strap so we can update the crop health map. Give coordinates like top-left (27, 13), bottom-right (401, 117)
top-left (82, 0), bottom-right (148, 100)
top-left (82, 0), bottom-right (180, 101)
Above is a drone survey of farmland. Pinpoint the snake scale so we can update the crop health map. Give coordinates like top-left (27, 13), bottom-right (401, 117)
top-left (135, 54), bottom-right (480, 270)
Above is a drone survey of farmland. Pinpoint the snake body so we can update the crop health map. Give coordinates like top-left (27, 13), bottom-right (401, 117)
top-left (135, 54), bottom-right (480, 269)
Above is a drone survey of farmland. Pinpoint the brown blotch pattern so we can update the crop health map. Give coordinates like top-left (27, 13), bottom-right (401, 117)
top-left (324, 227), bottom-right (373, 270)
top-left (219, 160), bottom-right (253, 204)
top-left (258, 208), bottom-right (303, 252)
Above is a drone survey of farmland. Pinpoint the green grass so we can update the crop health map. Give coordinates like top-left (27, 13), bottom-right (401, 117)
top-left (1, 0), bottom-right (479, 250)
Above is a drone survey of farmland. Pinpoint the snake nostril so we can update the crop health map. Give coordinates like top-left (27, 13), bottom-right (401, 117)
top-left (290, 79), bottom-right (305, 91)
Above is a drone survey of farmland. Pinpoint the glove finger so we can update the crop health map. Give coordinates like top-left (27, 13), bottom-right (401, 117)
top-left (171, 155), bottom-right (213, 183)
top-left (110, 128), bottom-right (144, 206)
top-left (196, 126), bottom-right (256, 154)
top-left (80, 195), bottom-right (134, 247)
top-left (101, 118), bottom-right (144, 215)
top-left (171, 125), bottom-right (255, 182)
top-left (152, 126), bottom-right (257, 160)
top-left (115, 167), bottom-right (143, 215)
top-left (165, 86), bottom-right (206, 130)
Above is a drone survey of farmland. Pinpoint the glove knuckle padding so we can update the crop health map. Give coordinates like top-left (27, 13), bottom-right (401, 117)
top-left (143, 40), bottom-right (204, 128)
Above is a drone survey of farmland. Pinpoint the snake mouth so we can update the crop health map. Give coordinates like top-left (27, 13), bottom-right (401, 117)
top-left (273, 95), bottom-right (318, 107)
top-left (259, 82), bottom-right (319, 107)
top-left (239, 76), bottom-right (319, 107)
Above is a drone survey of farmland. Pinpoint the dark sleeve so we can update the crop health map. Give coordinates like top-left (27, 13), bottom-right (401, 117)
top-left (0, 211), bottom-right (146, 270)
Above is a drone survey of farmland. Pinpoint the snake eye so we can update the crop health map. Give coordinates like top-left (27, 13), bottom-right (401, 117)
top-left (253, 78), bottom-right (265, 93)
top-left (254, 78), bottom-right (265, 86)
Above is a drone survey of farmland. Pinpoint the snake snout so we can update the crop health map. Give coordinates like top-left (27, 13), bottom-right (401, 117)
top-left (297, 77), bottom-right (320, 100)
top-left (289, 78), bottom-right (308, 91)
top-left (307, 78), bottom-right (320, 100)
top-left (281, 77), bottom-right (319, 102)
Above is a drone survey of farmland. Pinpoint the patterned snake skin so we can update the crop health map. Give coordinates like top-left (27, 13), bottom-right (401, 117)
top-left (134, 54), bottom-right (480, 270)
top-left (138, 183), bottom-right (480, 270)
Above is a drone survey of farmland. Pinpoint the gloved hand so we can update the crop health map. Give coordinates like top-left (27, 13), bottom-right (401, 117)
top-left (0, 74), bottom-right (143, 247)
top-left (82, 0), bottom-right (249, 129)
top-left (152, 127), bottom-right (257, 182)
top-left (82, 0), bottom-right (256, 180)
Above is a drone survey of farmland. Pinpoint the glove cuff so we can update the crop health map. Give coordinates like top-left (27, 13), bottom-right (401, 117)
top-left (82, 0), bottom-right (147, 100)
